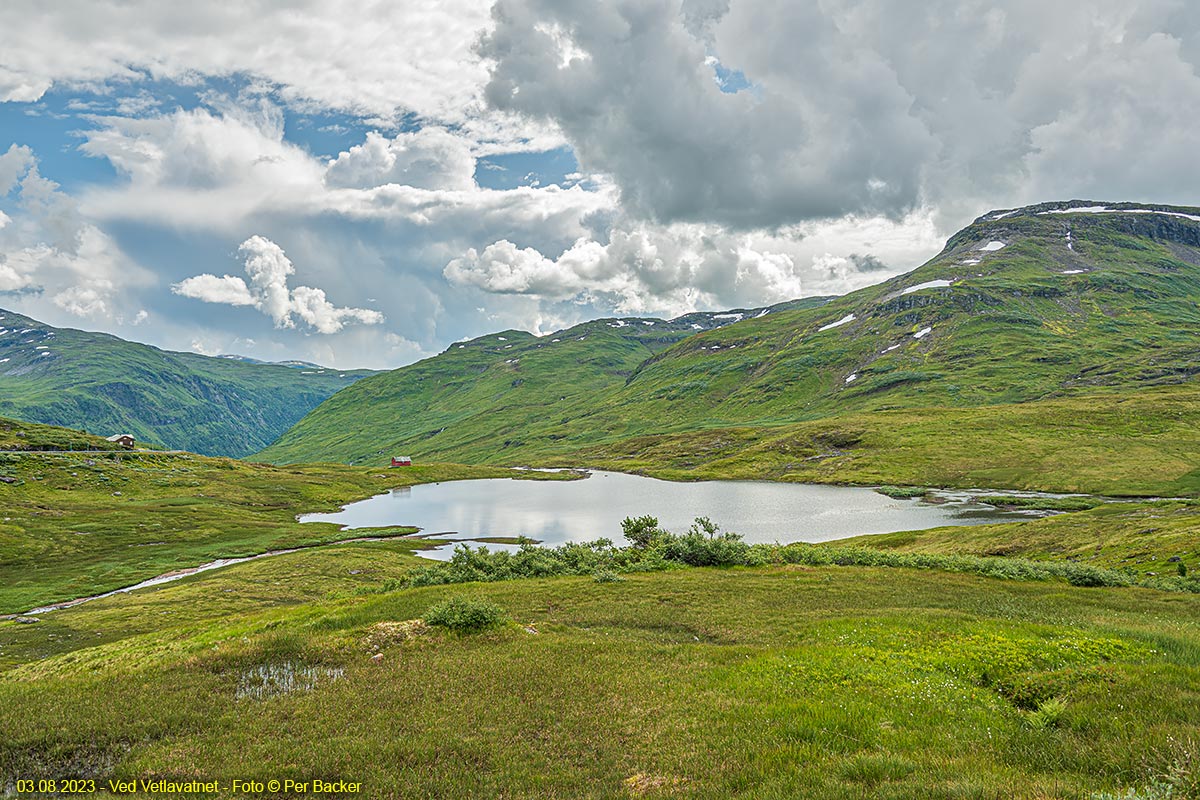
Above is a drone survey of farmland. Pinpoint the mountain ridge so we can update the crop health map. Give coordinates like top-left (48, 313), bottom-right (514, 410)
top-left (0, 308), bottom-right (375, 457)
top-left (256, 200), bottom-right (1200, 489)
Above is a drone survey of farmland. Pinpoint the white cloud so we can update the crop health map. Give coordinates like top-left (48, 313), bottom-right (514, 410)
top-left (0, 1), bottom-right (564, 153)
top-left (173, 235), bottom-right (384, 335)
top-left (480, 0), bottom-right (1200, 229)
top-left (325, 128), bottom-right (477, 191)
top-left (172, 274), bottom-right (256, 306)
top-left (0, 144), bottom-right (35, 195)
top-left (0, 152), bottom-right (150, 319)
top-left (446, 211), bottom-right (942, 316)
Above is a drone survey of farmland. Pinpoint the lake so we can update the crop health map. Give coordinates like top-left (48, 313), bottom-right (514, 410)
top-left (299, 471), bottom-right (1042, 560)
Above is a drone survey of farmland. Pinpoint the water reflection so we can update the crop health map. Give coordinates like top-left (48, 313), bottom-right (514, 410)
top-left (300, 471), bottom-right (1038, 560)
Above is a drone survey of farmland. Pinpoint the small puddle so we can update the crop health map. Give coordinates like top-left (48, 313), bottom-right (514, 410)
top-left (236, 661), bottom-right (344, 701)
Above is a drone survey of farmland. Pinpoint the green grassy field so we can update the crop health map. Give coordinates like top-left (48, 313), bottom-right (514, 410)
top-left (843, 499), bottom-right (1200, 578)
top-left (3, 544), bottom-right (1198, 799)
top-left (0, 418), bottom-right (573, 615)
top-left (3, 417), bottom-right (1200, 797)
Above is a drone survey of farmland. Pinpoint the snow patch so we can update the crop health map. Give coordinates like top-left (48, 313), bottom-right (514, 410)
top-left (960, 259), bottom-right (981, 265)
top-left (642, 321), bottom-right (655, 326)
top-left (845, 373), bottom-right (858, 384)
top-left (989, 210), bottom-right (1019, 220)
top-left (818, 313), bottom-right (856, 332)
top-left (902, 279), bottom-right (953, 295)
top-left (883, 344), bottom-right (901, 353)
top-left (755, 309), bottom-right (770, 318)
top-left (1062, 269), bottom-right (1087, 274)
top-left (1039, 206), bottom-right (1200, 223)
top-left (978, 241), bottom-right (1006, 252)
top-left (608, 320), bottom-right (627, 328)
top-left (713, 313), bottom-right (743, 321)
top-left (690, 324), bottom-right (704, 330)
top-left (497, 336), bottom-right (506, 341)
top-left (1041, 206), bottom-right (1111, 215)
top-left (913, 326), bottom-right (932, 339)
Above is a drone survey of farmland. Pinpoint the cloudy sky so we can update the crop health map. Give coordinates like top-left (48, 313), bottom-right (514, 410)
top-left (2, 1), bottom-right (1199, 368)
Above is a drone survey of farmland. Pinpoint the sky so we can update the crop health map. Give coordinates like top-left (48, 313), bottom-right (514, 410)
top-left (2, 1), bottom-right (1200, 369)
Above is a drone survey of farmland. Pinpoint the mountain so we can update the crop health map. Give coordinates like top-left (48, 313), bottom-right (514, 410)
top-left (0, 309), bottom-right (374, 457)
top-left (256, 300), bottom-right (830, 465)
top-left (256, 200), bottom-right (1200, 494)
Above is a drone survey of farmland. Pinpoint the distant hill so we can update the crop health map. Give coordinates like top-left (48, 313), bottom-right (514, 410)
top-left (256, 300), bottom-right (830, 465)
top-left (257, 200), bottom-right (1200, 492)
top-left (0, 309), bottom-right (374, 457)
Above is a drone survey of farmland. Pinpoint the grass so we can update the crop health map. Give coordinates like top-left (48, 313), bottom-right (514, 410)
top-left (555, 385), bottom-right (1200, 497)
top-left (3, 416), bottom-right (1200, 796)
top-left (0, 422), bottom-right (576, 615)
top-left (1, 548), bottom-right (1198, 798)
top-left (844, 500), bottom-right (1200, 577)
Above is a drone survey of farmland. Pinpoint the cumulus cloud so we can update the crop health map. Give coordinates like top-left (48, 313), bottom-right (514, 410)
top-left (75, 100), bottom-right (611, 233)
top-left (479, 0), bottom-right (935, 228)
top-left (446, 211), bottom-right (941, 316)
top-left (325, 128), bottom-right (477, 191)
top-left (173, 235), bottom-right (384, 334)
top-left (479, 0), bottom-right (1200, 229)
top-left (0, 150), bottom-right (148, 318)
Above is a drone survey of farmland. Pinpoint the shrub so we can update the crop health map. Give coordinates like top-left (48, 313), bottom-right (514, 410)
top-left (622, 515), bottom-right (667, 548)
top-left (422, 596), bottom-right (508, 632)
top-left (593, 569), bottom-right (625, 583)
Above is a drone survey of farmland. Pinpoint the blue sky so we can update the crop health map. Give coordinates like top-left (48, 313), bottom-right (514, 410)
top-left (2, 1), bottom-right (1199, 368)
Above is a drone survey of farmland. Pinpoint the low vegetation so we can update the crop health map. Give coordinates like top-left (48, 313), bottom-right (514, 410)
top-left (0, 418), bottom-right (574, 614)
top-left (401, 516), bottom-right (1200, 596)
top-left (844, 499), bottom-right (1200, 577)
top-left (2, 534), bottom-right (1197, 798)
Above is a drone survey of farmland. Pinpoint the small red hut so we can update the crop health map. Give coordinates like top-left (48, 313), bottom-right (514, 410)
top-left (390, 456), bottom-right (412, 467)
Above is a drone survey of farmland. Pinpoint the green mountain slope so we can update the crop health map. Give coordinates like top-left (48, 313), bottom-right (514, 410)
top-left (257, 300), bottom-right (828, 465)
top-left (0, 310), bottom-right (373, 457)
top-left (259, 200), bottom-right (1200, 487)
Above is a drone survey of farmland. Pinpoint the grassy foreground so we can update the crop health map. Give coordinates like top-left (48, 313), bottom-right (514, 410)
top-left (0, 430), bottom-right (572, 615)
top-left (1, 542), bottom-right (1198, 799)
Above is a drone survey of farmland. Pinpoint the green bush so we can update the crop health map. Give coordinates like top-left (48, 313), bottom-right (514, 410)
top-left (622, 515), bottom-right (667, 548)
top-left (422, 596), bottom-right (508, 632)
top-left (392, 516), bottom-right (1200, 596)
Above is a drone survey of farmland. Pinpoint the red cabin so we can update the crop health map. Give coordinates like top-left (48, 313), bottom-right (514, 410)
top-left (390, 456), bottom-right (412, 467)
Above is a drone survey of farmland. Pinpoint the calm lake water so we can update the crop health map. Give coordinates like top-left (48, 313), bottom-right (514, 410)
top-left (299, 471), bottom-right (1038, 560)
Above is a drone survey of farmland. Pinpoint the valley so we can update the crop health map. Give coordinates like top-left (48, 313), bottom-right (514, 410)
top-left (3, 202), bottom-right (1200, 798)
